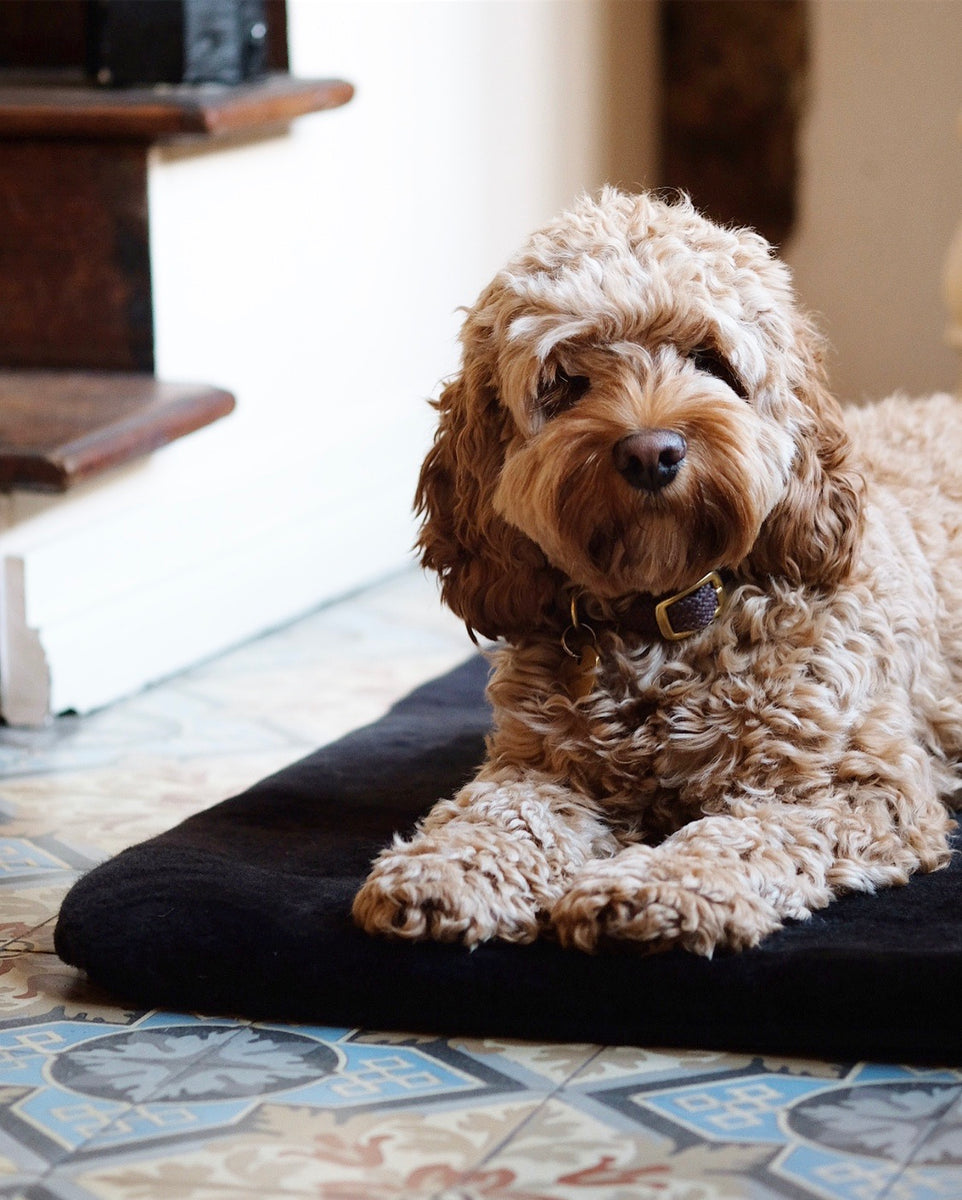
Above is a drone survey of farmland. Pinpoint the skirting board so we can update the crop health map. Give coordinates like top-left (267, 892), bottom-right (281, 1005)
top-left (0, 556), bottom-right (51, 726)
top-left (0, 420), bottom-right (423, 723)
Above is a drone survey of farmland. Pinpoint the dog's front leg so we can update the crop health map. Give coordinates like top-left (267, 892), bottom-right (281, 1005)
top-left (551, 785), bottom-right (954, 956)
top-left (352, 772), bottom-right (616, 946)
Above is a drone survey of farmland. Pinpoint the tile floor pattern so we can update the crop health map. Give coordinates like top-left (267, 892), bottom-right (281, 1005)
top-left (0, 566), bottom-right (960, 1200)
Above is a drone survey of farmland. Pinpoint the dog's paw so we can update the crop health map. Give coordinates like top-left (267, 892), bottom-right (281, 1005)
top-left (550, 855), bottom-right (778, 956)
top-left (352, 848), bottom-right (543, 947)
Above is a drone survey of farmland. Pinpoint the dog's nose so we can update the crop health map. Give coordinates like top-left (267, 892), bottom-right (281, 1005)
top-left (613, 429), bottom-right (687, 492)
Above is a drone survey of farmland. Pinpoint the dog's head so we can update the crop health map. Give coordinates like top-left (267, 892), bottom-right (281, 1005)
top-left (417, 190), bottom-right (864, 641)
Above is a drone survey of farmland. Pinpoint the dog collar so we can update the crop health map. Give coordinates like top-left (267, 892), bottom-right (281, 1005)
top-left (561, 571), bottom-right (728, 700)
top-left (620, 570), bottom-right (727, 642)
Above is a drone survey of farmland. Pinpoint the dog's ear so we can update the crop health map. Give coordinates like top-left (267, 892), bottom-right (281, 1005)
top-left (416, 362), bottom-right (562, 641)
top-left (746, 320), bottom-right (865, 587)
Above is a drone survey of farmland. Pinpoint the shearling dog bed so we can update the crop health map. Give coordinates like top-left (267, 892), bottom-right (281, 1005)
top-left (56, 656), bottom-right (962, 1063)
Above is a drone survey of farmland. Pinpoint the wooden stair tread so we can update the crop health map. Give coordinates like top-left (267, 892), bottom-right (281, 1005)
top-left (0, 71), bottom-right (353, 140)
top-left (0, 371), bottom-right (235, 491)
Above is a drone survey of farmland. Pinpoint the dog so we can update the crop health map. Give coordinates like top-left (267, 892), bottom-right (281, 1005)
top-left (352, 188), bottom-right (962, 955)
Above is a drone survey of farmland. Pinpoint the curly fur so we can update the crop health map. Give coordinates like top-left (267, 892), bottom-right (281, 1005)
top-left (352, 189), bottom-right (962, 955)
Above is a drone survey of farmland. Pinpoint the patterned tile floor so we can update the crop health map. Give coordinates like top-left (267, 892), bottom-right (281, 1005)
top-left (1, 566), bottom-right (961, 1200)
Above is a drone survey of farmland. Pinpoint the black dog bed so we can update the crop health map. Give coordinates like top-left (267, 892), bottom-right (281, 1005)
top-left (55, 656), bottom-right (962, 1063)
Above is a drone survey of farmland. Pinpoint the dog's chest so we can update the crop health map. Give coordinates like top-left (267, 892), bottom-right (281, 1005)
top-left (576, 655), bottom-right (762, 803)
top-left (490, 631), bottom-right (849, 822)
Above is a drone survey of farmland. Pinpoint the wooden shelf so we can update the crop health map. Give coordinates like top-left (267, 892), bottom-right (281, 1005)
top-left (0, 71), bottom-right (354, 141)
top-left (0, 371), bottom-right (235, 491)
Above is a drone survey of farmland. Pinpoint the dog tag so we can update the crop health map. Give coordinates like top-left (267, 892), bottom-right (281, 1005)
top-left (562, 640), bottom-right (600, 701)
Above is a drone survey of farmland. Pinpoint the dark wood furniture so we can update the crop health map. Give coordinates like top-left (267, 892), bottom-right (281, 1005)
top-left (0, 72), bottom-right (352, 491)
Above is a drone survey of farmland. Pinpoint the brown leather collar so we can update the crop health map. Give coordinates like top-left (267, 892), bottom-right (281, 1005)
top-left (617, 570), bottom-right (727, 641)
top-left (560, 571), bottom-right (728, 701)
top-left (571, 570), bottom-right (728, 644)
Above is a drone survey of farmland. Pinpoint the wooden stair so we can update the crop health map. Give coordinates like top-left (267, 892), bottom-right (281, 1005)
top-left (0, 372), bottom-right (236, 492)
top-left (0, 71), bottom-right (352, 492)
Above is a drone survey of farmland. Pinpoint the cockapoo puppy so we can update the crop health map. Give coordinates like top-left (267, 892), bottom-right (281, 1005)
top-left (353, 189), bottom-right (962, 955)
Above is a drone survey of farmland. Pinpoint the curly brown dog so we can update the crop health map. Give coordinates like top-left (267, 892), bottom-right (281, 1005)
top-left (352, 189), bottom-right (962, 955)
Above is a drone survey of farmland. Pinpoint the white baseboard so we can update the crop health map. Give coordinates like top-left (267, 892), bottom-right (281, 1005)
top-left (0, 416), bottom-right (424, 723)
top-left (0, 556), bottom-right (51, 726)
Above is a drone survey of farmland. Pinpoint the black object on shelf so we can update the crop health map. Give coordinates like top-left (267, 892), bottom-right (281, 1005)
top-left (86, 0), bottom-right (270, 87)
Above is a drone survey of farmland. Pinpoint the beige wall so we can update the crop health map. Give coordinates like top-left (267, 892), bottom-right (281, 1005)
top-left (786, 0), bottom-right (962, 403)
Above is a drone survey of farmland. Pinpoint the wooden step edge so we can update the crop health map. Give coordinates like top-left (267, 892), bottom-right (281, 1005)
top-left (0, 72), bottom-right (354, 141)
top-left (0, 372), bottom-right (235, 492)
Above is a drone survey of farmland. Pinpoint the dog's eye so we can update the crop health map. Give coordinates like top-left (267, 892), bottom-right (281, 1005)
top-left (689, 346), bottom-right (747, 399)
top-left (538, 368), bottom-right (590, 420)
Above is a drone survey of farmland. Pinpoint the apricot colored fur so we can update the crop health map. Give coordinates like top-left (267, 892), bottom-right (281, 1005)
top-left (353, 191), bottom-right (962, 955)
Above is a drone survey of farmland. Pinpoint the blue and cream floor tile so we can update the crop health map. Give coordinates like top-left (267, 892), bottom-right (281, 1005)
top-left (7, 1017), bottom-right (552, 1199)
top-left (573, 1046), bottom-right (849, 1088)
top-left (0, 892), bottom-right (70, 950)
top-left (459, 1093), bottom-right (754, 1200)
top-left (0, 955), bottom-right (137, 1028)
top-left (0, 829), bottom-right (92, 891)
top-left (552, 1059), bottom-right (962, 1200)
top-left (447, 1038), bottom-right (601, 1090)
top-left (0, 693), bottom-right (304, 783)
top-left (0, 754), bottom-right (313, 863)
top-left (47, 1099), bottom-right (541, 1199)
top-left (889, 1096), bottom-right (962, 1200)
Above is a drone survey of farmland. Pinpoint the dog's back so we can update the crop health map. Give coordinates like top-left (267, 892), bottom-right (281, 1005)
top-left (846, 391), bottom-right (962, 721)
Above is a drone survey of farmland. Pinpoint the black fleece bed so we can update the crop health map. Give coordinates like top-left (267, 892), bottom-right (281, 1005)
top-left (55, 656), bottom-right (962, 1063)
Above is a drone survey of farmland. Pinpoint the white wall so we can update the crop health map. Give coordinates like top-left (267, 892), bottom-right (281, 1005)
top-left (0, 0), bottom-right (658, 718)
top-left (786, 0), bottom-right (962, 403)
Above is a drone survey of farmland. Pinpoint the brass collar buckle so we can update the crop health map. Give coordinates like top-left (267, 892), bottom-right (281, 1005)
top-left (654, 571), bottom-right (726, 642)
